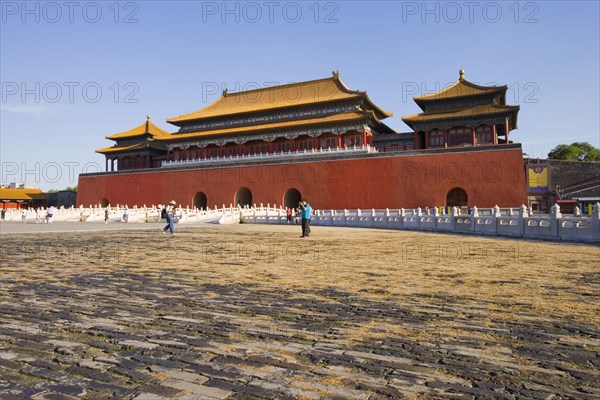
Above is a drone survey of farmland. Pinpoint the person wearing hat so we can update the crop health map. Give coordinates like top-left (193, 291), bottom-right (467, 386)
top-left (162, 200), bottom-right (177, 236)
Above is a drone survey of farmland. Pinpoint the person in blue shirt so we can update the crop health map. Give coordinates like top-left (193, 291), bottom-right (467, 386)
top-left (299, 199), bottom-right (311, 238)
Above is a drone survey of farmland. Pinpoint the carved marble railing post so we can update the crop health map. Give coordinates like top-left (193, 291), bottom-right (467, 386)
top-left (451, 206), bottom-right (459, 230)
top-left (492, 205), bottom-right (501, 235)
top-left (431, 206), bottom-right (438, 230)
top-left (518, 204), bottom-right (528, 236)
top-left (550, 203), bottom-right (562, 238)
top-left (469, 205), bottom-right (478, 231)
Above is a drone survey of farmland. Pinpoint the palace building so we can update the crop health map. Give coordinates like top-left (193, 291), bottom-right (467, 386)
top-left (0, 184), bottom-right (47, 210)
top-left (402, 69), bottom-right (520, 150)
top-left (78, 71), bottom-right (528, 209)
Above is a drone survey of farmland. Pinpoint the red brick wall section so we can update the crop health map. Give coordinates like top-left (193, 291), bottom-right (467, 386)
top-left (77, 148), bottom-right (527, 209)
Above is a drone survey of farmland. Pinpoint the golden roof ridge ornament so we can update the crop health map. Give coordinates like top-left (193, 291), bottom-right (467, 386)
top-left (459, 69), bottom-right (465, 81)
top-left (332, 70), bottom-right (339, 79)
top-left (223, 88), bottom-right (229, 97)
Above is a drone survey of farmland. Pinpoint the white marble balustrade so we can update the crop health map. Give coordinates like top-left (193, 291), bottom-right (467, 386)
top-left (240, 203), bottom-right (600, 244)
top-left (3, 203), bottom-right (598, 243)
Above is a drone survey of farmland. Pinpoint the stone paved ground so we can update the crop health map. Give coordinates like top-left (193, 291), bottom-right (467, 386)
top-left (0, 224), bottom-right (599, 399)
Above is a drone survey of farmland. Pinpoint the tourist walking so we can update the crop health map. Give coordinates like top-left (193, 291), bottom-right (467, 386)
top-left (104, 208), bottom-right (109, 224)
top-left (299, 199), bottom-right (311, 238)
top-left (123, 207), bottom-right (129, 223)
top-left (162, 200), bottom-right (176, 236)
top-left (286, 207), bottom-right (293, 224)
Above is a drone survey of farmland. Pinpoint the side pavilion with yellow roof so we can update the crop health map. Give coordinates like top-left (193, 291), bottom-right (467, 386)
top-left (402, 70), bottom-right (520, 150)
top-left (96, 115), bottom-right (170, 171)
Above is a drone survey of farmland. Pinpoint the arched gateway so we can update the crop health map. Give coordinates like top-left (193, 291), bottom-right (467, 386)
top-left (193, 192), bottom-right (207, 209)
top-left (283, 188), bottom-right (302, 209)
top-left (235, 187), bottom-right (253, 207)
top-left (446, 187), bottom-right (468, 207)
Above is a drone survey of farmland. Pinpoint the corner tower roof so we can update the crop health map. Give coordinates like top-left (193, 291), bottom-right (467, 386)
top-left (413, 70), bottom-right (507, 109)
top-left (105, 116), bottom-right (171, 140)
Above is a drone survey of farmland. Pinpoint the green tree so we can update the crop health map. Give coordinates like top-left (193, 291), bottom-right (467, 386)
top-left (547, 142), bottom-right (600, 162)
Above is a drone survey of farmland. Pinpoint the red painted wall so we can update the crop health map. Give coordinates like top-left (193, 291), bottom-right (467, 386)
top-left (77, 147), bottom-right (527, 209)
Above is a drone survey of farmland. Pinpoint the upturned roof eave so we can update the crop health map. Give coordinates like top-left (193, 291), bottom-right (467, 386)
top-left (159, 110), bottom-right (384, 143)
top-left (401, 105), bottom-right (520, 129)
top-left (166, 94), bottom-right (367, 127)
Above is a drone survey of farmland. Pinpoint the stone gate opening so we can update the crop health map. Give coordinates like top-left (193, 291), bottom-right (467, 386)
top-left (235, 187), bottom-right (253, 207)
top-left (446, 187), bottom-right (468, 207)
top-left (283, 188), bottom-right (302, 209)
top-left (193, 191), bottom-right (207, 209)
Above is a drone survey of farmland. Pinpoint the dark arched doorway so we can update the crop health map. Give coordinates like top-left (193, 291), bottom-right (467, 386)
top-left (99, 198), bottom-right (109, 207)
top-left (193, 192), bottom-right (207, 209)
top-left (235, 187), bottom-right (253, 207)
top-left (446, 187), bottom-right (468, 207)
top-left (283, 188), bottom-right (302, 209)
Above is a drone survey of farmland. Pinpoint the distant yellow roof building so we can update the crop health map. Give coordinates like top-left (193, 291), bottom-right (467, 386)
top-left (0, 188), bottom-right (47, 209)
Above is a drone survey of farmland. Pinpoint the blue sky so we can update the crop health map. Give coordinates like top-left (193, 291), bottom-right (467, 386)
top-left (1, 0), bottom-right (599, 190)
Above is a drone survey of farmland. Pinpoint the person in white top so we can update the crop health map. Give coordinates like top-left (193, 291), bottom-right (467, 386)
top-left (162, 200), bottom-right (176, 236)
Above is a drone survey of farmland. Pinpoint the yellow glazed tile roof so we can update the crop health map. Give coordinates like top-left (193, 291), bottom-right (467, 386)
top-left (0, 188), bottom-right (47, 201)
top-left (402, 104), bottom-right (520, 123)
top-left (106, 116), bottom-right (171, 140)
top-left (158, 110), bottom-right (385, 141)
top-left (167, 73), bottom-right (392, 124)
top-left (414, 71), bottom-right (506, 102)
top-left (96, 141), bottom-right (164, 154)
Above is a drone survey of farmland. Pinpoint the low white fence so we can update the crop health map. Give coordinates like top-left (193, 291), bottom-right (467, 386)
top-left (4, 203), bottom-right (599, 243)
top-left (240, 203), bottom-right (600, 244)
top-left (0, 204), bottom-right (242, 225)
